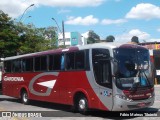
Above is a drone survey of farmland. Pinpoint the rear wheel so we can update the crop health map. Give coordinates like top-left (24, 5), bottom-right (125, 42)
top-left (21, 90), bottom-right (29, 105)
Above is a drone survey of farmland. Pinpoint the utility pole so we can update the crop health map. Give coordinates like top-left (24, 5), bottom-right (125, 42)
top-left (52, 18), bottom-right (65, 46)
top-left (51, 18), bottom-right (62, 33)
top-left (62, 21), bottom-right (65, 46)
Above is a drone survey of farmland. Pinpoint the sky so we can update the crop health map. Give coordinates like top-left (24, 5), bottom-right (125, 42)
top-left (0, 0), bottom-right (160, 43)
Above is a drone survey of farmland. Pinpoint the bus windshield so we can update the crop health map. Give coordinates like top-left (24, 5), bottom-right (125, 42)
top-left (114, 47), bottom-right (153, 90)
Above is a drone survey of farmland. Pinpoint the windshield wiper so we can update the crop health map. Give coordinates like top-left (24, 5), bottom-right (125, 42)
top-left (142, 70), bottom-right (152, 88)
top-left (129, 71), bottom-right (140, 91)
top-left (130, 69), bottom-right (151, 91)
top-left (129, 82), bottom-right (140, 91)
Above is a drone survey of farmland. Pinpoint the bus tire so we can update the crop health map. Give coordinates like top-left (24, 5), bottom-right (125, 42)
top-left (21, 90), bottom-right (29, 105)
top-left (77, 95), bottom-right (88, 114)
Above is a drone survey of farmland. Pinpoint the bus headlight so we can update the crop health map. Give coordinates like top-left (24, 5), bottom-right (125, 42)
top-left (116, 94), bottom-right (132, 101)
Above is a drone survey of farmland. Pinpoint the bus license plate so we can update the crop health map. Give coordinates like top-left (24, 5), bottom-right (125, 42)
top-left (137, 103), bottom-right (146, 107)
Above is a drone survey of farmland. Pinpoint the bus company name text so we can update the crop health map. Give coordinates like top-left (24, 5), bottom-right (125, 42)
top-left (4, 76), bottom-right (24, 82)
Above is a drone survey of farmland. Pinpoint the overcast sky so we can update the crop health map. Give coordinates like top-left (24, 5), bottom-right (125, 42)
top-left (1, 0), bottom-right (160, 43)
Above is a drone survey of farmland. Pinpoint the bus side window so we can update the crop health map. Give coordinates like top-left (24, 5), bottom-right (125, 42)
top-left (12, 59), bottom-right (21, 72)
top-left (4, 61), bottom-right (12, 73)
top-left (35, 57), bottom-right (41, 71)
top-left (85, 49), bottom-right (90, 71)
top-left (26, 58), bottom-right (33, 71)
top-left (41, 56), bottom-right (47, 71)
top-left (66, 52), bottom-right (75, 70)
top-left (34, 56), bottom-right (47, 71)
top-left (22, 58), bottom-right (33, 72)
top-left (53, 54), bottom-right (63, 71)
top-left (92, 49), bottom-right (112, 88)
top-left (49, 55), bottom-right (54, 71)
top-left (22, 59), bottom-right (26, 71)
top-left (75, 51), bottom-right (85, 70)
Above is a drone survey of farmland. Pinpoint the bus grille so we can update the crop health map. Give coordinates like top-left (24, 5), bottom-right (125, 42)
top-left (127, 102), bottom-right (151, 109)
top-left (132, 97), bottom-right (149, 101)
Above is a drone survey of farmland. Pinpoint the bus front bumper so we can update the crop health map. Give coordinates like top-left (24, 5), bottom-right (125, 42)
top-left (112, 95), bottom-right (155, 111)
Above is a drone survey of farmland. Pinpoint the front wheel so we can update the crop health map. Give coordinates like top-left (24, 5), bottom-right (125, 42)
top-left (77, 96), bottom-right (88, 114)
top-left (21, 91), bottom-right (29, 105)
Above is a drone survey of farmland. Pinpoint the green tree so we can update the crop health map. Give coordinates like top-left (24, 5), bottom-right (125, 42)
top-left (131, 36), bottom-right (139, 44)
top-left (0, 10), bottom-right (20, 57)
top-left (105, 35), bottom-right (115, 42)
top-left (17, 23), bottom-right (57, 54)
top-left (38, 26), bottom-right (58, 47)
top-left (0, 11), bottom-right (58, 57)
top-left (87, 30), bottom-right (100, 44)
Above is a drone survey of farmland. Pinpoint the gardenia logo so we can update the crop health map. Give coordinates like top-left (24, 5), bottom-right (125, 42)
top-left (4, 76), bottom-right (24, 81)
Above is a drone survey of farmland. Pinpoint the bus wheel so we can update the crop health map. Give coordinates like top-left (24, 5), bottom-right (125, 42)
top-left (21, 90), bottom-right (29, 105)
top-left (77, 95), bottom-right (88, 114)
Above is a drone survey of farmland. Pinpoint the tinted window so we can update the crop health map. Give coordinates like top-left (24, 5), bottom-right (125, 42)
top-left (66, 52), bottom-right (75, 70)
top-left (22, 58), bottom-right (33, 72)
top-left (92, 49), bottom-right (112, 88)
top-left (49, 55), bottom-right (54, 71)
top-left (12, 60), bottom-right (21, 72)
top-left (41, 56), bottom-right (47, 71)
top-left (75, 51), bottom-right (85, 70)
top-left (85, 49), bottom-right (90, 70)
top-left (34, 56), bottom-right (47, 71)
top-left (5, 61), bottom-right (12, 73)
top-left (35, 57), bottom-right (41, 71)
top-left (53, 54), bottom-right (64, 70)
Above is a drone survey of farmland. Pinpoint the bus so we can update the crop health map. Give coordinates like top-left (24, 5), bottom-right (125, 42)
top-left (2, 43), bottom-right (155, 113)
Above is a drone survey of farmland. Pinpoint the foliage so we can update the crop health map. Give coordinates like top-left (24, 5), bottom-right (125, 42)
top-left (131, 36), bottom-right (139, 44)
top-left (0, 10), bottom-right (19, 57)
top-left (87, 30), bottom-right (100, 44)
top-left (0, 11), bottom-right (58, 57)
top-left (105, 35), bottom-right (115, 42)
top-left (16, 24), bottom-right (57, 54)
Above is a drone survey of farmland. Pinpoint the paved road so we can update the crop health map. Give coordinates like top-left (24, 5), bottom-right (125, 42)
top-left (0, 85), bottom-right (160, 120)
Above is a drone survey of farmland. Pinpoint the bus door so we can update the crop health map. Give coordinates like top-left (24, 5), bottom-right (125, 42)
top-left (92, 49), bottom-right (113, 110)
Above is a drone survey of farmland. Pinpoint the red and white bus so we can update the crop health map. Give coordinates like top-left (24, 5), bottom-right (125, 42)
top-left (2, 43), bottom-right (155, 113)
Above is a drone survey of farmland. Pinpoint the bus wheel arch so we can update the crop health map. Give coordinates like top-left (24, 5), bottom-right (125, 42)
top-left (73, 91), bottom-right (89, 114)
top-left (20, 88), bottom-right (29, 105)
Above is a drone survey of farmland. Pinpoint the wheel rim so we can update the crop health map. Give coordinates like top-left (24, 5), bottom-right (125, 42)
top-left (23, 93), bottom-right (28, 103)
top-left (79, 99), bottom-right (86, 110)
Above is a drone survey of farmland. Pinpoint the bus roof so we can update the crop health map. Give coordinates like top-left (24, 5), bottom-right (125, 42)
top-left (4, 42), bottom-right (145, 61)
